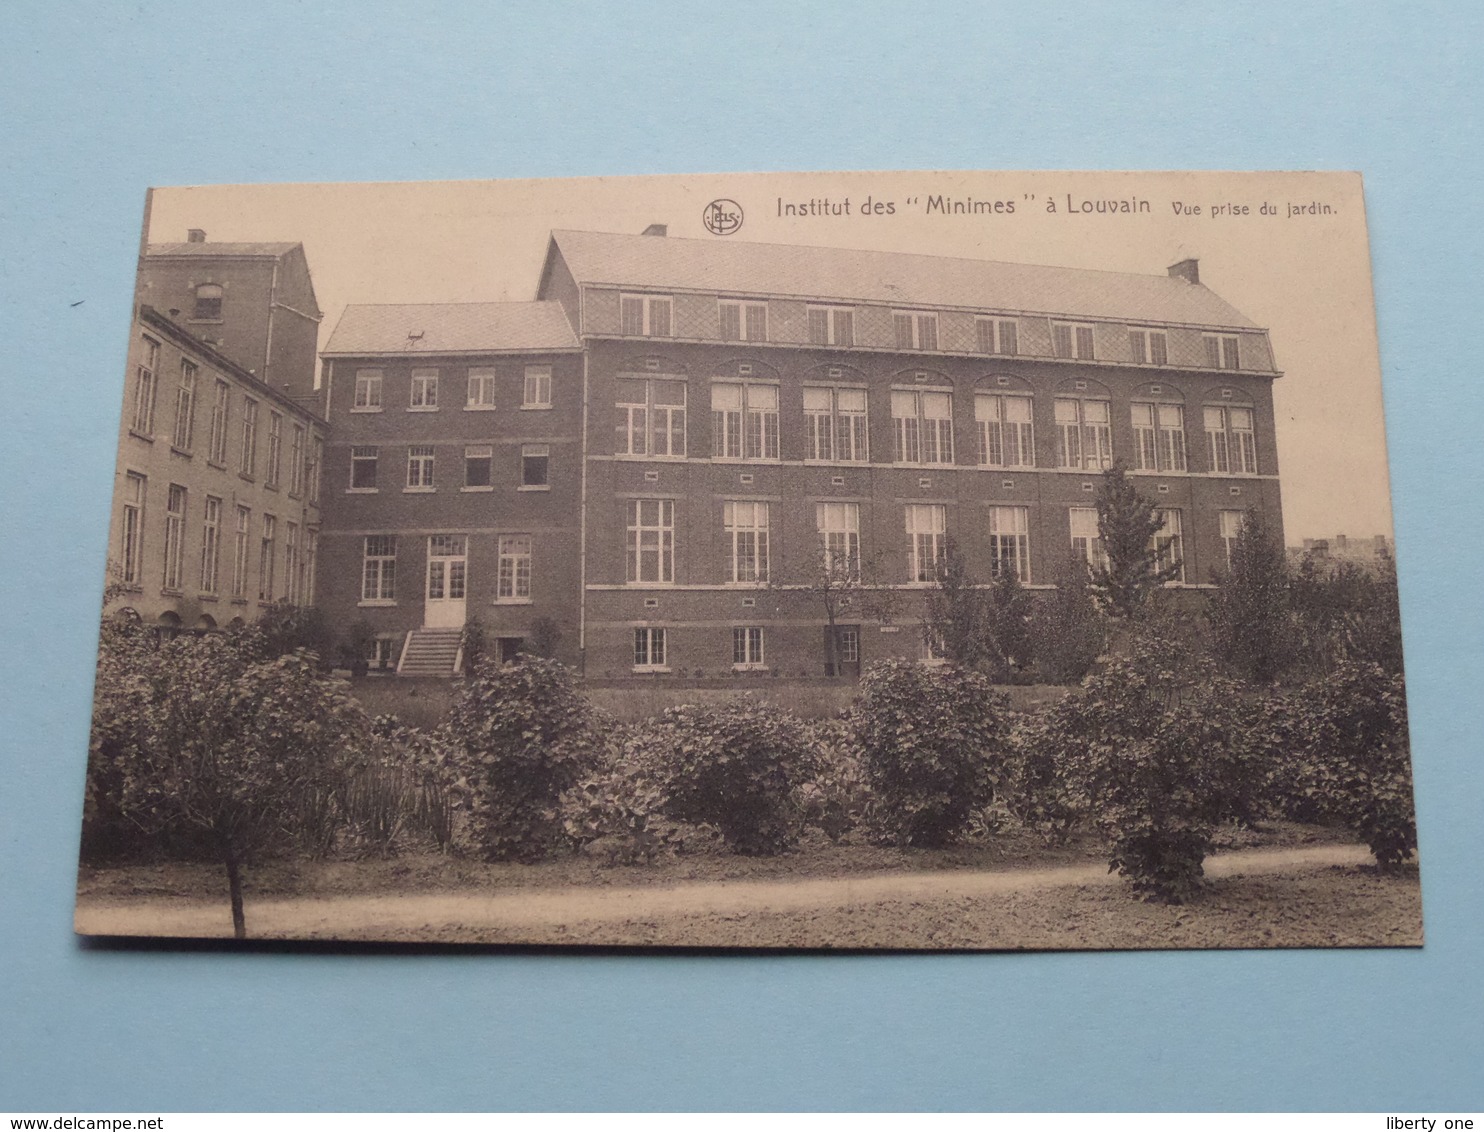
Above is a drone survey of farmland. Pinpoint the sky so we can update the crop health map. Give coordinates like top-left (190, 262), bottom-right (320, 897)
top-left (147, 169), bottom-right (1393, 544)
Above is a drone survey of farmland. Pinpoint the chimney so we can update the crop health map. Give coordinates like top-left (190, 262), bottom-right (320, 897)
top-left (641, 224), bottom-right (668, 237)
top-left (187, 229), bottom-right (206, 243)
top-left (1335, 534), bottom-right (1348, 550)
top-left (1167, 258), bottom-right (1199, 285)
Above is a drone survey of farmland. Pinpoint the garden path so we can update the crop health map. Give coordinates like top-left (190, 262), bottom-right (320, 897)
top-left (74, 843), bottom-right (1374, 940)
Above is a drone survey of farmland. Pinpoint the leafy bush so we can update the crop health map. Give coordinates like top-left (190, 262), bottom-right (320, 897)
top-left (561, 723), bottom-right (699, 864)
top-left (848, 660), bottom-right (1011, 847)
top-left (1258, 662), bottom-right (1415, 868)
top-left (796, 717), bottom-right (871, 842)
top-left (1050, 645), bottom-right (1254, 902)
top-left (648, 700), bottom-right (811, 855)
top-left (1032, 556), bottom-right (1104, 685)
top-left (1003, 711), bottom-right (1086, 845)
top-left (442, 655), bottom-right (598, 861)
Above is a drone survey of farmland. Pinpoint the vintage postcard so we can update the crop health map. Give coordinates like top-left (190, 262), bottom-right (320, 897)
top-left (75, 170), bottom-right (1420, 949)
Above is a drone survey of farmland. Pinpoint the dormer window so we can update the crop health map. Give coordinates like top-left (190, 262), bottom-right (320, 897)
top-left (894, 311), bottom-right (939, 351)
top-left (1204, 334), bottom-right (1241, 370)
top-left (193, 284), bottom-right (223, 321)
top-left (1129, 328), bottom-right (1169, 366)
top-left (806, 306), bottom-right (855, 347)
top-left (719, 300), bottom-right (767, 342)
top-left (621, 294), bottom-right (673, 337)
top-left (976, 318), bottom-right (1019, 356)
top-left (1053, 322), bottom-right (1096, 360)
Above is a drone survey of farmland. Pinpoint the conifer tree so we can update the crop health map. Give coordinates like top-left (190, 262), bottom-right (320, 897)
top-left (1090, 462), bottom-right (1182, 619)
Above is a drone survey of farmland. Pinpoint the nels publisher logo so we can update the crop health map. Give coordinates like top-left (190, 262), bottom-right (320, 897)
top-left (703, 198), bottom-right (743, 236)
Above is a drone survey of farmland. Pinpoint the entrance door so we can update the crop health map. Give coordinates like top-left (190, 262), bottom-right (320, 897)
top-left (424, 534), bottom-right (468, 628)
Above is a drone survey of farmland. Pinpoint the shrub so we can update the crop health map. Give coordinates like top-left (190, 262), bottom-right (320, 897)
top-left (1032, 555), bottom-right (1104, 685)
top-left (848, 660), bottom-right (1011, 847)
top-left (561, 723), bottom-right (693, 864)
top-left (797, 717), bottom-right (871, 842)
top-left (1051, 645), bottom-right (1253, 902)
top-left (1206, 509), bottom-right (1294, 684)
top-left (1003, 711), bottom-right (1085, 845)
top-left (442, 655), bottom-right (598, 861)
top-left (1265, 662), bottom-right (1416, 868)
top-left (649, 700), bottom-right (811, 855)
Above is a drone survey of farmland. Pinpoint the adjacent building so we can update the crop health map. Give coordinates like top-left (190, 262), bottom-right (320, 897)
top-left (312, 227), bottom-right (1284, 678)
top-left (104, 235), bottom-right (327, 629)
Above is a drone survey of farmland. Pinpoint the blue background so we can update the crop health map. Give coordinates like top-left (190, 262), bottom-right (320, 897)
top-left (2, 0), bottom-right (1481, 1111)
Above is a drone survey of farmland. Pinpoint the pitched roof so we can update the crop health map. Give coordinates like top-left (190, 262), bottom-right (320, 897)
top-left (323, 301), bottom-right (580, 356)
top-left (548, 229), bottom-right (1260, 330)
top-left (147, 241), bottom-right (302, 258)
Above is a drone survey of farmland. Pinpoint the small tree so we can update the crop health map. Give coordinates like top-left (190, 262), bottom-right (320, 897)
top-left (850, 659), bottom-right (1011, 847)
top-left (101, 632), bottom-right (368, 937)
top-left (1089, 462), bottom-right (1182, 620)
top-left (922, 539), bottom-right (991, 671)
top-left (442, 654), bottom-right (598, 861)
top-left (1032, 554), bottom-right (1104, 684)
top-left (1207, 510), bottom-right (1294, 684)
top-left (251, 602), bottom-right (337, 670)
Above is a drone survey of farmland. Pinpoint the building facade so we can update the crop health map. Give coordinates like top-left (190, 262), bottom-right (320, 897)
top-left (314, 227), bottom-right (1284, 678)
top-left (105, 305), bottom-right (327, 629)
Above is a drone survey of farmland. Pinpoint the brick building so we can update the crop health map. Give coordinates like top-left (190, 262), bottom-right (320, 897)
top-left (314, 227), bottom-right (1283, 679)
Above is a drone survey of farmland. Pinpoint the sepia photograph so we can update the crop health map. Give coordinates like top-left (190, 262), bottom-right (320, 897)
top-left (73, 169), bottom-right (1420, 949)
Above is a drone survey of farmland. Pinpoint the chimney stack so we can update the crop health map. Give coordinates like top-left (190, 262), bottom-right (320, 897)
top-left (1167, 257), bottom-right (1199, 285)
top-left (641, 224), bottom-right (668, 237)
top-left (187, 229), bottom-right (206, 243)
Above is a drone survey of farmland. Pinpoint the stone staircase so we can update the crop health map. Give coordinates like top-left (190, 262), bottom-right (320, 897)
top-left (397, 627), bottom-right (462, 677)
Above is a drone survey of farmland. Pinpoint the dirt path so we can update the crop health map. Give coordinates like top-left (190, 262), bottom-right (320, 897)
top-left (74, 843), bottom-right (1375, 940)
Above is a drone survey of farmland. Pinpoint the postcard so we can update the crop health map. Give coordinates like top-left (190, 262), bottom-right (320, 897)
top-left (74, 170), bottom-right (1420, 948)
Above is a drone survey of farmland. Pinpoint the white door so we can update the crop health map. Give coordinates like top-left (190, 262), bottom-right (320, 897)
top-left (424, 534), bottom-right (468, 628)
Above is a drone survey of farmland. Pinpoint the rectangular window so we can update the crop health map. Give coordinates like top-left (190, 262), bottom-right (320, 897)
top-left (1220, 510), bottom-right (1246, 569)
top-left (633, 627), bottom-right (667, 670)
top-left (350, 446), bottom-right (378, 490)
top-left (120, 473), bottom-right (146, 585)
top-left (816, 501), bottom-right (861, 580)
top-left (361, 535), bottom-right (396, 601)
top-left (232, 505), bottom-right (250, 598)
top-left (523, 364), bottom-right (552, 408)
top-left (837, 627), bottom-right (860, 663)
top-left (627, 499), bottom-right (675, 583)
top-left (1204, 334), bottom-right (1241, 370)
top-left (719, 300), bottom-right (768, 342)
top-left (615, 377), bottom-right (687, 458)
top-left (1055, 397), bottom-right (1112, 469)
top-left (284, 522), bottom-right (300, 604)
top-left (521, 444), bottom-right (550, 487)
top-left (308, 436), bottom-right (322, 504)
top-left (1132, 402), bottom-right (1187, 472)
top-left (892, 389), bottom-right (954, 464)
top-left (893, 311), bottom-right (940, 351)
top-left (407, 445), bottom-right (435, 489)
top-left (1153, 509), bottom-right (1185, 582)
top-left (132, 336), bottom-right (159, 435)
top-left (905, 503), bottom-right (946, 583)
top-left (1069, 506), bottom-right (1108, 572)
top-left (988, 505), bottom-right (1030, 582)
top-left (258, 515), bottom-right (276, 601)
top-left (239, 398), bottom-right (258, 476)
top-left (368, 638), bottom-right (396, 671)
top-left (410, 368), bottom-right (439, 409)
top-left (354, 368), bottom-right (383, 411)
top-left (162, 484), bottom-right (186, 591)
top-left (199, 496), bottom-right (221, 593)
top-left (620, 294), bottom-right (673, 337)
top-left (194, 284), bottom-right (222, 321)
top-left (724, 501), bottom-right (770, 583)
top-left (172, 360), bottom-right (197, 450)
top-left (975, 393), bottom-right (1035, 468)
top-left (464, 445), bottom-right (492, 488)
top-left (266, 412), bottom-right (282, 487)
top-left (208, 380), bottom-right (230, 465)
top-left (1053, 322), bottom-right (1096, 360)
top-left (711, 382), bottom-right (779, 460)
top-left (465, 367), bottom-right (495, 409)
top-left (1129, 328), bottom-right (1170, 366)
top-left (975, 317), bottom-right (1020, 355)
top-left (1205, 405), bottom-right (1257, 474)
top-left (732, 626), bottom-right (766, 669)
top-left (806, 306), bottom-right (854, 346)
top-left (304, 529), bottom-right (318, 605)
top-left (497, 535), bottom-right (533, 601)
top-left (289, 424), bottom-right (306, 495)
top-left (803, 386), bottom-right (869, 463)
